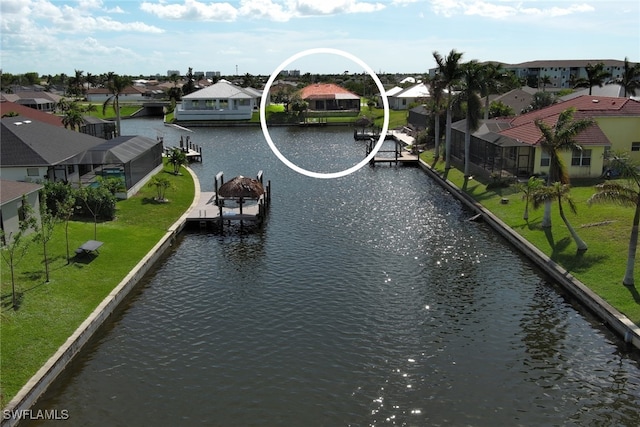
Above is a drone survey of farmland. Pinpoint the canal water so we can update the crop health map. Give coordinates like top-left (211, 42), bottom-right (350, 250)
top-left (29, 119), bottom-right (640, 426)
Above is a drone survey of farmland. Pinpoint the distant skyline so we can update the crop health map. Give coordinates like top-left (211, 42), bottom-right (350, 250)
top-left (1, 0), bottom-right (639, 78)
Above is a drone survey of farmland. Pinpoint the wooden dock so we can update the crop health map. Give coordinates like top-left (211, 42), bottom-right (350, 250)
top-left (364, 130), bottom-right (419, 166)
top-left (186, 171), bottom-right (271, 228)
top-left (163, 134), bottom-right (203, 162)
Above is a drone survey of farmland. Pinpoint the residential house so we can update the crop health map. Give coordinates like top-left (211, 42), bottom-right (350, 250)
top-left (299, 83), bottom-right (360, 111)
top-left (174, 80), bottom-right (260, 121)
top-left (0, 90), bottom-right (62, 112)
top-left (448, 95), bottom-right (640, 179)
top-left (384, 82), bottom-right (431, 110)
top-left (85, 85), bottom-right (146, 103)
top-left (0, 101), bottom-right (64, 127)
top-left (0, 116), bottom-right (163, 198)
top-left (0, 180), bottom-right (43, 243)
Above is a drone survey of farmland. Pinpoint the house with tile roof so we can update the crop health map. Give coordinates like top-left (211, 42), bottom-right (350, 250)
top-left (174, 79), bottom-right (261, 121)
top-left (0, 100), bottom-right (64, 127)
top-left (448, 95), bottom-right (640, 179)
top-left (298, 83), bottom-right (360, 111)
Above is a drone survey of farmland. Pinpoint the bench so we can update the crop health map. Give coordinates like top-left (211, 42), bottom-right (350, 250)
top-left (75, 240), bottom-right (103, 256)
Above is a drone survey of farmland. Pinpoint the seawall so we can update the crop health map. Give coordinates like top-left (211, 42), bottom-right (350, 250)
top-left (1, 169), bottom-right (202, 427)
top-left (417, 158), bottom-right (640, 351)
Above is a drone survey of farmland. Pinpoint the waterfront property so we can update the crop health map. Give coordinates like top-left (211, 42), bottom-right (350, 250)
top-left (0, 116), bottom-right (163, 199)
top-left (174, 80), bottom-right (261, 121)
top-left (448, 95), bottom-right (640, 179)
top-left (298, 83), bottom-right (360, 112)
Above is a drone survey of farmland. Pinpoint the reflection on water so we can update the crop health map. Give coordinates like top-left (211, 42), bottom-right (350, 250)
top-left (27, 119), bottom-right (640, 426)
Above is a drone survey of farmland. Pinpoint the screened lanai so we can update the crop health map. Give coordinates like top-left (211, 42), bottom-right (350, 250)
top-left (80, 135), bottom-right (164, 197)
top-left (450, 120), bottom-right (535, 179)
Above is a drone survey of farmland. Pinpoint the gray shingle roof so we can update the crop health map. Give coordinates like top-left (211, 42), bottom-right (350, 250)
top-left (0, 179), bottom-right (43, 205)
top-left (1, 116), bottom-right (104, 167)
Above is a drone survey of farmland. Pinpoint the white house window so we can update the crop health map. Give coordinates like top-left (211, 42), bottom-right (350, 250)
top-left (571, 149), bottom-right (592, 166)
top-left (67, 165), bottom-right (75, 174)
top-left (631, 142), bottom-right (640, 152)
top-left (27, 168), bottom-right (39, 176)
top-left (540, 151), bottom-right (550, 167)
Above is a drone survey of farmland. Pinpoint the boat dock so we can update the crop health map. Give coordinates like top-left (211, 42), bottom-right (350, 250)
top-left (186, 171), bottom-right (271, 228)
top-left (163, 135), bottom-right (203, 162)
top-left (363, 129), bottom-right (419, 166)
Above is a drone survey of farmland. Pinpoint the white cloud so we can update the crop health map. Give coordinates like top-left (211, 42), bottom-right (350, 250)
top-left (429, 0), bottom-right (595, 19)
top-left (140, 0), bottom-right (238, 21)
top-left (238, 0), bottom-right (290, 22)
top-left (138, 0), bottom-right (386, 22)
top-left (293, 0), bottom-right (386, 15)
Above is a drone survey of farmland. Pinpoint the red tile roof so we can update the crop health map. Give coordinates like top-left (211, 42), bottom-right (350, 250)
top-left (0, 101), bottom-right (64, 127)
top-left (498, 96), bottom-right (640, 146)
top-left (299, 83), bottom-right (359, 100)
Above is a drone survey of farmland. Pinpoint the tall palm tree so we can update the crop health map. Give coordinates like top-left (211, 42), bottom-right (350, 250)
top-left (573, 62), bottom-right (611, 95)
top-left (532, 182), bottom-right (587, 252)
top-left (588, 154), bottom-right (640, 286)
top-left (617, 57), bottom-right (640, 97)
top-left (70, 69), bottom-right (84, 97)
top-left (457, 60), bottom-right (484, 183)
top-left (534, 107), bottom-right (594, 227)
top-left (480, 62), bottom-right (506, 120)
top-left (102, 73), bottom-right (130, 137)
top-left (433, 49), bottom-right (464, 174)
top-left (426, 73), bottom-right (446, 161)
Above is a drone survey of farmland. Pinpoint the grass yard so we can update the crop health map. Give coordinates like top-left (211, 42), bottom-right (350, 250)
top-left (0, 162), bottom-right (194, 407)
top-left (420, 150), bottom-right (640, 326)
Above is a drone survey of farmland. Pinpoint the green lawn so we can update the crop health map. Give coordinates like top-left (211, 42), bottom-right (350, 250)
top-left (420, 150), bottom-right (640, 326)
top-left (0, 162), bottom-right (194, 407)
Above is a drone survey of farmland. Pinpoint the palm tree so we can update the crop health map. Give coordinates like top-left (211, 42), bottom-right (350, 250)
top-left (457, 60), bottom-right (483, 184)
top-left (532, 182), bottom-right (588, 252)
top-left (433, 49), bottom-right (464, 175)
top-left (539, 74), bottom-right (552, 92)
top-left (426, 73), bottom-right (446, 161)
top-left (519, 176), bottom-right (544, 221)
top-left (102, 73), bottom-right (130, 137)
top-left (168, 148), bottom-right (187, 175)
top-left (62, 107), bottom-right (85, 131)
top-left (573, 62), bottom-right (611, 95)
top-left (480, 62), bottom-right (506, 120)
top-left (588, 154), bottom-right (640, 286)
top-left (534, 107), bottom-right (595, 227)
top-left (616, 57), bottom-right (640, 97)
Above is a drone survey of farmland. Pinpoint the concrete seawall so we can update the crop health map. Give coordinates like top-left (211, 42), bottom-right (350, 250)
top-left (1, 170), bottom-right (202, 427)
top-left (417, 159), bottom-right (640, 350)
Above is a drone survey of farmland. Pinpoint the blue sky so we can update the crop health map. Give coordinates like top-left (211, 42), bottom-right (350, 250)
top-left (1, 0), bottom-right (638, 77)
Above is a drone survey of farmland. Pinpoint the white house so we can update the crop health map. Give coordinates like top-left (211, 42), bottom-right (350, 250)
top-left (174, 80), bottom-right (261, 121)
top-left (385, 83), bottom-right (431, 110)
